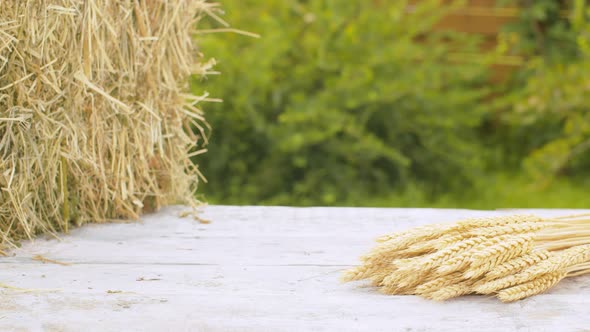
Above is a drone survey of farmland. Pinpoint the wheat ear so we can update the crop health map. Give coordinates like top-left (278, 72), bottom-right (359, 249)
top-left (415, 272), bottom-right (464, 295)
top-left (484, 250), bottom-right (551, 280)
top-left (341, 264), bottom-right (380, 282)
top-left (455, 215), bottom-right (544, 228)
top-left (497, 271), bottom-right (566, 302)
top-left (466, 223), bottom-right (547, 238)
top-left (437, 234), bottom-right (528, 275)
top-left (510, 244), bottom-right (590, 284)
top-left (463, 235), bottom-right (535, 279)
top-left (426, 280), bottom-right (474, 301)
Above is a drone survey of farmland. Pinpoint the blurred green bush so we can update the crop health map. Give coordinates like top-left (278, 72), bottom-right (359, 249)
top-left (195, 0), bottom-right (491, 206)
top-left (193, 0), bottom-right (590, 207)
top-left (494, 0), bottom-right (590, 184)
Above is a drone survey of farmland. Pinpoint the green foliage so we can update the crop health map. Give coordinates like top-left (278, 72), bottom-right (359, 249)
top-left (191, 0), bottom-right (590, 208)
top-left (495, 1), bottom-right (590, 184)
top-left (364, 174), bottom-right (590, 209)
top-left (195, 0), bottom-right (491, 205)
top-left (498, 0), bottom-right (578, 62)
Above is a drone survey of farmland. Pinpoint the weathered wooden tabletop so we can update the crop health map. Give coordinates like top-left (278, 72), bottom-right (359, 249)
top-left (1, 206), bottom-right (589, 331)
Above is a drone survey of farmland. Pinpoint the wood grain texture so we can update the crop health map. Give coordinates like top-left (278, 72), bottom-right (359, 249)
top-left (1, 206), bottom-right (589, 331)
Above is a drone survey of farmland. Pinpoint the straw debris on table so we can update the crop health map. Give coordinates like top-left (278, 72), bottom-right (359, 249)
top-left (0, 0), bottom-right (220, 250)
top-left (31, 254), bottom-right (71, 266)
top-left (343, 214), bottom-right (590, 302)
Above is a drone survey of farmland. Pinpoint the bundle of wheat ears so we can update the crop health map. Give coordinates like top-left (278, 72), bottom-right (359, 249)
top-left (342, 213), bottom-right (590, 302)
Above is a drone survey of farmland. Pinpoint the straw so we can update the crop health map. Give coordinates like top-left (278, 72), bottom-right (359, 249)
top-left (0, 0), bottom-right (220, 249)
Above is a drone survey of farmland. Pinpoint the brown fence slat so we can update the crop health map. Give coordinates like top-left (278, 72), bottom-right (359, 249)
top-left (435, 13), bottom-right (512, 35)
top-left (406, 2), bottom-right (569, 79)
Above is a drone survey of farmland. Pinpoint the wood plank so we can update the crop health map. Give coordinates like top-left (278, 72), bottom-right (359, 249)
top-left (435, 14), bottom-right (512, 35)
top-left (1, 206), bottom-right (589, 331)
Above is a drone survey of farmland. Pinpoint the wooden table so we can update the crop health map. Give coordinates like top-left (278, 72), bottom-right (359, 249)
top-left (2, 206), bottom-right (589, 331)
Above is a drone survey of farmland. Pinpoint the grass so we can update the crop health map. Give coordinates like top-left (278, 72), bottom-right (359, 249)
top-left (203, 173), bottom-right (589, 209)
top-left (347, 174), bottom-right (590, 209)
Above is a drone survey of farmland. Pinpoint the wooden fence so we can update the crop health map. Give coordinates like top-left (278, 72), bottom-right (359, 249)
top-left (435, 0), bottom-right (522, 80)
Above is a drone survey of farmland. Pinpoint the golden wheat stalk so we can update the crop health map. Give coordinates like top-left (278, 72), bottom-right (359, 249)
top-left (343, 213), bottom-right (590, 302)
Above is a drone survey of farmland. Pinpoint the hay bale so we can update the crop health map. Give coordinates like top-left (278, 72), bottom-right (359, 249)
top-left (0, 0), bottom-right (217, 249)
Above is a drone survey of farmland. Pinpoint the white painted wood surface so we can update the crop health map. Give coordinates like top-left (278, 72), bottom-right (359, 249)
top-left (1, 206), bottom-right (589, 332)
